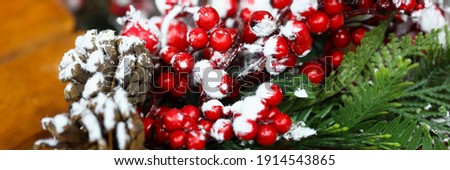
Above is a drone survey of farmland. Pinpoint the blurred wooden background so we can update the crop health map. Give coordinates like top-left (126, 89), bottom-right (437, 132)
top-left (0, 0), bottom-right (80, 149)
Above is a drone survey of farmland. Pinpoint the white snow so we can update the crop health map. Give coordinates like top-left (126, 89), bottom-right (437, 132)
top-left (34, 138), bottom-right (59, 147)
top-left (251, 16), bottom-right (277, 37)
top-left (114, 88), bottom-right (134, 117)
top-left (210, 0), bottom-right (231, 18)
top-left (193, 60), bottom-right (214, 84)
top-left (75, 30), bottom-right (96, 54)
top-left (417, 5), bottom-right (448, 45)
top-left (232, 116), bottom-right (254, 136)
top-left (283, 122), bottom-right (316, 141)
top-left (263, 36), bottom-right (279, 57)
top-left (243, 43), bottom-right (263, 53)
top-left (280, 20), bottom-right (303, 41)
top-left (294, 88), bottom-right (308, 98)
top-left (53, 114), bottom-right (70, 134)
top-left (85, 50), bottom-right (105, 73)
top-left (202, 69), bottom-right (229, 99)
top-left (81, 110), bottom-right (104, 143)
top-left (82, 73), bottom-right (104, 98)
top-left (201, 99), bottom-right (223, 112)
top-left (118, 36), bottom-right (144, 54)
top-left (240, 96), bottom-right (266, 120)
top-left (114, 0), bottom-right (132, 7)
top-left (116, 122), bottom-right (130, 150)
top-left (290, 0), bottom-right (318, 19)
top-left (256, 82), bottom-right (275, 99)
top-left (210, 119), bottom-right (232, 141)
top-left (424, 103), bottom-right (432, 110)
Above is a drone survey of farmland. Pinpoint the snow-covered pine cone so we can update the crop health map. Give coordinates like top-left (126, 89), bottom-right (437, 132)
top-left (59, 30), bottom-right (153, 105)
top-left (34, 90), bottom-right (145, 150)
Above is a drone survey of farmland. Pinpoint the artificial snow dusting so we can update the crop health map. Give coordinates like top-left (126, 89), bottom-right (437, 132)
top-left (283, 121), bottom-right (317, 141)
top-left (116, 122), bottom-right (130, 150)
top-left (251, 16), bottom-right (277, 37)
top-left (256, 82), bottom-right (275, 99)
top-left (193, 60), bottom-right (214, 84)
top-left (417, 5), bottom-right (448, 45)
top-left (53, 114), bottom-right (70, 134)
top-left (232, 116), bottom-right (254, 136)
top-left (240, 96), bottom-right (266, 120)
top-left (210, 119), bottom-right (232, 141)
top-left (210, 0), bottom-right (231, 18)
top-left (201, 99), bottom-right (224, 113)
top-left (203, 69), bottom-right (229, 99)
top-left (290, 0), bottom-right (318, 19)
top-left (280, 20), bottom-right (303, 41)
top-left (294, 88), bottom-right (308, 98)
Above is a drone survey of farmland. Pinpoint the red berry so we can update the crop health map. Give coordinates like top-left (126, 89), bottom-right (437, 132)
top-left (121, 19), bottom-right (160, 54)
top-left (182, 117), bottom-right (197, 131)
top-left (171, 52), bottom-right (194, 73)
top-left (109, 0), bottom-right (131, 16)
top-left (331, 28), bottom-right (351, 48)
top-left (142, 117), bottom-right (155, 140)
top-left (170, 75), bottom-right (188, 98)
top-left (153, 120), bottom-right (170, 143)
top-left (328, 50), bottom-right (344, 67)
top-left (290, 36), bottom-right (313, 57)
top-left (163, 109), bottom-right (185, 131)
top-left (271, 0), bottom-right (292, 9)
top-left (271, 113), bottom-right (292, 134)
top-left (198, 119), bottom-right (213, 134)
top-left (233, 117), bottom-right (258, 140)
top-left (210, 119), bottom-right (234, 141)
top-left (224, 28), bottom-right (238, 42)
top-left (169, 130), bottom-right (187, 149)
top-left (329, 13), bottom-right (344, 31)
top-left (250, 11), bottom-right (276, 37)
top-left (306, 11), bottom-right (330, 35)
top-left (323, 0), bottom-right (344, 15)
top-left (264, 36), bottom-right (290, 60)
top-left (167, 21), bottom-right (188, 51)
top-left (160, 46), bottom-right (178, 64)
top-left (188, 28), bottom-right (209, 49)
top-left (397, 0), bottom-right (416, 13)
top-left (195, 6), bottom-right (220, 30)
top-left (358, 0), bottom-right (374, 9)
top-left (239, 8), bottom-right (252, 23)
top-left (300, 62), bottom-right (325, 84)
top-left (209, 29), bottom-right (233, 52)
top-left (281, 20), bottom-right (310, 41)
top-left (157, 72), bottom-right (175, 92)
top-left (256, 83), bottom-right (283, 107)
top-left (352, 27), bottom-right (369, 46)
top-left (241, 96), bottom-right (269, 122)
top-left (256, 125), bottom-right (278, 146)
top-left (201, 100), bottom-right (224, 121)
top-left (181, 105), bottom-right (201, 121)
top-left (185, 130), bottom-right (206, 150)
top-left (242, 23), bottom-right (258, 43)
top-left (281, 54), bottom-right (297, 68)
top-left (267, 108), bottom-right (281, 120)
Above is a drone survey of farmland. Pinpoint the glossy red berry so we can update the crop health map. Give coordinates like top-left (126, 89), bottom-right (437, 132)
top-left (142, 117), bottom-right (155, 140)
top-left (170, 75), bottom-right (188, 98)
top-left (323, 0), bottom-right (344, 15)
top-left (210, 119), bottom-right (234, 141)
top-left (188, 28), bottom-right (209, 49)
top-left (242, 23), bottom-right (258, 43)
top-left (290, 36), bottom-right (313, 57)
top-left (163, 108), bottom-right (185, 131)
top-left (121, 19), bottom-right (160, 54)
top-left (281, 54), bottom-right (297, 68)
top-left (171, 52), bottom-right (194, 73)
top-left (256, 125), bottom-right (278, 146)
top-left (153, 120), bottom-right (170, 143)
top-left (329, 50), bottom-right (344, 67)
top-left (157, 72), bottom-right (175, 92)
top-left (160, 46), bottom-right (178, 64)
top-left (201, 100), bottom-right (224, 121)
top-left (167, 21), bottom-right (188, 51)
top-left (239, 8), bottom-right (252, 23)
top-left (224, 28), bottom-right (238, 42)
top-left (281, 20), bottom-right (310, 41)
top-left (271, 0), bottom-right (292, 9)
top-left (352, 27), bottom-right (369, 46)
top-left (332, 28), bottom-right (351, 48)
top-left (397, 0), bottom-right (416, 13)
top-left (209, 28), bottom-right (233, 52)
top-left (233, 117), bottom-right (258, 140)
top-left (267, 108), bottom-right (282, 120)
top-left (185, 130), bottom-right (206, 150)
top-left (181, 105), bottom-right (201, 121)
top-left (198, 119), bottom-right (213, 134)
top-left (306, 11), bottom-right (330, 35)
top-left (300, 62), bottom-right (325, 84)
top-left (329, 13), bottom-right (344, 31)
top-left (264, 36), bottom-right (290, 60)
top-left (169, 130), bottom-right (186, 149)
top-left (182, 117), bottom-right (197, 131)
top-left (195, 6), bottom-right (220, 30)
top-left (271, 113), bottom-right (292, 134)
top-left (256, 83), bottom-right (283, 107)
top-left (250, 11), bottom-right (276, 37)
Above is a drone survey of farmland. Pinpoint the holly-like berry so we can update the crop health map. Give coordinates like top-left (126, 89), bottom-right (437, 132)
top-left (171, 52), bottom-right (194, 73)
top-left (290, 36), bottom-right (313, 57)
top-left (185, 130), bottom-right (206, 150)
top-left (210, 119), bottom-right (234, 141)
top-left (281, 20), bottom-right (310, 41)
top-left (209, 28), bottom-right (233, 52)
top-left (328, 50), bottom-right (344, 67)
top-left (181, 105), bottom-right (201, 121)
top-left (322, 0), bottom-right (344, 15)
top-left (271, 113), bottom-right (292, 134)
top-left (396, 0), bottom-right (416, 13)
top-left (239, 8), bottom-right (252, 23)
top-left (352, 27), bottom-right (369, 46)
top-left (201, 100), bottom-right (224, 121)
top-left (256, 83), bottom-right (283, 107)
top-left (163, 108), bottom-right (185, 131)
top-left (169, 130), bottom-right (187, 149)
top-left (121, 19), bottom-right (160, 54)
top-left (153, 120), bottom-right (170, 143)
top-left (300, 62), bottom-right (325, 84)
top-left (233, 117), bottom-right (258, 140)
top-left (142, 117), bottom-right (155, 140)
top-left (240, 96), bottom-right (269, 121)
top-left (267, 108), bottom-right (281, 120)
top-left (182, 116), bottom-right (197, 131)
top-left (195, 6), bottom-right (220, 30)
top-left (157, 72), bottom-right (175, 92)
top-left (167, 21), bottom-right (189, 51)
top-left (170, 75), bottom-right (188, 97)
top-left (242, 23), bottom-right (258, 43)
top-left (306, 11), bottom-right (330, 35)
top-left (160, 46), bottom-right (178, 64)
top-left (198, 119), bottom-right (213, 134)
top-left (264, 36), bottom-right (290, 60)
top-left (282, 54), bottom-right (297, 68)
top-left (250, 11), bottom-right (277, 37)
top-left (188, 28), bottom-right (209, 49)
top-left (256, 125), bottom-right (278, 146)
top-left (331, 28), bottom-right (351, 48)
top-left (203, 69), bottom-right (232, 99)
top-left (329, 13), bottom-right (344, 31)
top-left (271, 0), bottom-right (292, 9)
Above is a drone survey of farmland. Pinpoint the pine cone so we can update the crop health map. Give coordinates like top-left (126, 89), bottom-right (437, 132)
top-left (35, 90), bottom-right (145, 150)
top-left (59, 30), bottom-right (153, 105)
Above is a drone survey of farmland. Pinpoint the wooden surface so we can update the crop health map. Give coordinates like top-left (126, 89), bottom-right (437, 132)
top-left (0, 0), bottom-right (79, 149)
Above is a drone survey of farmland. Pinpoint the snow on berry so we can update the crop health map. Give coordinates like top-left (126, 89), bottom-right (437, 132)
top-left (186, 130), bottom-right (206, 150)
top-left (210, 0), bottom-right (238, 18)
top-left (195, 6), bottom-right (220, 30)
top-left (263, 35), bottom-right (290, 60)
top-left (232, 116), bottom-right (258, 140)
top-left (209, 28), bottom-right (233, 52)
top-left (240, 96), bottom-right (269, 121)
top-left (255, 83), bottom-right (283, 107)
top-left (193, 60), bottom-right (216, 84)
top-left (171, 52), bottom-right (195, 73)
top-left (201, 99), bottom-right (224, 121)
top-left (163, 108), bottom-right (185, 131)
top-left (202, 69), bottom-right (231, 99)
top-left (250, 11), bottom-right (277, 37)
top-left (210, 118), bottom-right (234, 141)
top-left (290, 0), bottom-right (318, 19)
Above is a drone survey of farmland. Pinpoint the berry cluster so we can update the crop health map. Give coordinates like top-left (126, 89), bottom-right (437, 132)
top-left (115, 0), bottom-right (436, 149)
